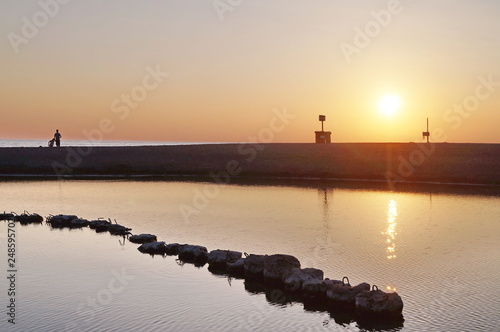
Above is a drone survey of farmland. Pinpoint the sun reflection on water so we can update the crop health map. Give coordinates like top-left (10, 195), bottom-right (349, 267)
top-left (384, 199), bottom-right (398, 260)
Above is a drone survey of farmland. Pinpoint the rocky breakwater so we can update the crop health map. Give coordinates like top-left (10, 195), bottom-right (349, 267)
top-left (0, 211), bottom-right (43, 225)
top-left (130, 237), bottom-right (404, 322)
top-left (1, 210), bottom-right (404, 327)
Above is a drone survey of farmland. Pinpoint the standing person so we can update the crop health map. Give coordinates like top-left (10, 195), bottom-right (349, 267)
top-left (54, 129), bottom-right (62, 147)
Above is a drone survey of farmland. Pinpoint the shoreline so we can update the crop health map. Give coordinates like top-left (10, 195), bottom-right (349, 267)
top-left (0, 172), bottom-right (498, 187)
top-left (2, 174), bottom-right (499, 198)
top-left (0, 143), bottom-right (499, 187)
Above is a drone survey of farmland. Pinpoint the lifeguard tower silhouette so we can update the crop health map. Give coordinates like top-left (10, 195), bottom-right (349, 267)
top-left (315, 115), bottom-right (331, 143)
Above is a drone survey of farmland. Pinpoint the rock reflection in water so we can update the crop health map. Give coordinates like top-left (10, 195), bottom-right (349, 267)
top-left (243, 278), bottom-right (404, 331)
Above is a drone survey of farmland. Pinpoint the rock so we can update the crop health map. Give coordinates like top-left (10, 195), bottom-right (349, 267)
top-left (283, 268), bottom-right (324, 292)
top-left (89, 219), bottom-right (129, 234)
top-left (94, 223), bottom-right (111, 232)
top-left (89, 220), bottom-right (109, 232)
top-left (302, 278), bottom-right (343, 301)
top-left (355, 286), bottom-right (404, 317)
top-left (129, 234), bottom-right (157, 244)
top-left (226, 258), bottom-right (245, 277)
top-left (326, 277), bottom-right (370, 305)
top-left (138, 241), bottom-right (167, 255)
top-left (69, 218), bottom-right (89, 228)
top-left (178, 244), bottom-right (208, 264)
top-left (88, 219), bottom-right (112, 230)
top-left (165, 243), bottom-right (181, 255)
top-left (107, 224), bottom-right (132, 236)
top-left (46, 214), bottom-right (78, 228)
top-left (263, 254), bottom-right (301, 284)
top-left (0, 213), bottom-right (15, 220)
top-left (15, 212), bottom-right (44, 225)
top-left (243, 254), bottom-right (267, 278)
top-left (207, 250), bottom-right (242, 269)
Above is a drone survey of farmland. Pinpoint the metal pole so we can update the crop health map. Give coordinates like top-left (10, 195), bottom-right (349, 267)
top-left (427, 118), bottom-right (429, 143)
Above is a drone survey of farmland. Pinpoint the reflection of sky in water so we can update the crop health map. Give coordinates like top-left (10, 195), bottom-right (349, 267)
top-left (384, 199), bottom-right (398, 260)
top-left (0, 181), bottom-right (498, 332)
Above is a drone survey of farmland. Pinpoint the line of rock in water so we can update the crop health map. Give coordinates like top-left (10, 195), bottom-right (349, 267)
top-left (1, 211), bottom-right (404, 326)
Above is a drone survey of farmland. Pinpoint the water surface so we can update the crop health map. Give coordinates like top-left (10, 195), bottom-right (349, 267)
top-left (0, 139), bottom-right (220, 148)
top-left (0, 180), bottom-right (498, 331)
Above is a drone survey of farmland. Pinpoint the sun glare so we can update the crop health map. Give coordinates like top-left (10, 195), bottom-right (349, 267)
top-left (379, 95), bottom-right (401, 116)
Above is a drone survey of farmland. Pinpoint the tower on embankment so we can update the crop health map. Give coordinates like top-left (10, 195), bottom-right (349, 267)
top-left (315, 115), bottom-right (331, 143)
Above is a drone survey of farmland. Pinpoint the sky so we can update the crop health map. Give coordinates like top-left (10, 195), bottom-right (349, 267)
top-left (1, 0), bottom-right (499, 143)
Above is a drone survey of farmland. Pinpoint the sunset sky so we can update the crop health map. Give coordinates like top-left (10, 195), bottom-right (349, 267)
top-left (1, 0), bottom-right (499, 143)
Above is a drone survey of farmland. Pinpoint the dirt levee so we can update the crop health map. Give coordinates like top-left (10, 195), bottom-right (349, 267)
top-left (0, 143), bottom-right (498, 186)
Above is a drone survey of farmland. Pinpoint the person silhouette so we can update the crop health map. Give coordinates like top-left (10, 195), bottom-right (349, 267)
top-left (54, 129), bottom-right (62, 147)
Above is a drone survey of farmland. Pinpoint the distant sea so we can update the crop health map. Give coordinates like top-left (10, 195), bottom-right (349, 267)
top-left (0, 139), bottom-right (220, 148)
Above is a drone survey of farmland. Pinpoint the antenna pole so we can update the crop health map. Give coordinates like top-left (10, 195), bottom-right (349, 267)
top-left (426, 118), bottom-right (429, 143)
top-left (422, 118), bottom-right (430, 143)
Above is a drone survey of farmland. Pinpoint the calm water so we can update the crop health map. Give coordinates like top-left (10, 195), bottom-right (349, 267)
top-left (0, 139), bottom-right (219, 148)
top-left (0, 180), bottom-right (498, 332)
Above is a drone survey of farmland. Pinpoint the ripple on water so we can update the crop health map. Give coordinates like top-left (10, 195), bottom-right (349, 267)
top-left (2, 181), bottom-right (499, 332)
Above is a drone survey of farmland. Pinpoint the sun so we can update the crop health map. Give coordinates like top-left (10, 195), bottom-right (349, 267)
top-left (379, 95), bottom-right (401, 116)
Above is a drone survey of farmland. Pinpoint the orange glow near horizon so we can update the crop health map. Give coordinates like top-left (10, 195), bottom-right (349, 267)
top-left (1, 2), bottom-right (499, 143)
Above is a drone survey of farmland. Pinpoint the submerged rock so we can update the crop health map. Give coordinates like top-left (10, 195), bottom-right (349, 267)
top-left (355, 285), bottom-right (404, 317)
top-left (138, 241), bottom-right (167, 255)
top-left (207, 250), bottom-right (242, 269)
top-left (129, 234), bottom-right (157, 244)
top-left (178, 245), bottom-right (208, 264)
top-left (283, 268), bottom-right (324, 292)
top-left (263, 254), bottom-right (301, 284)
